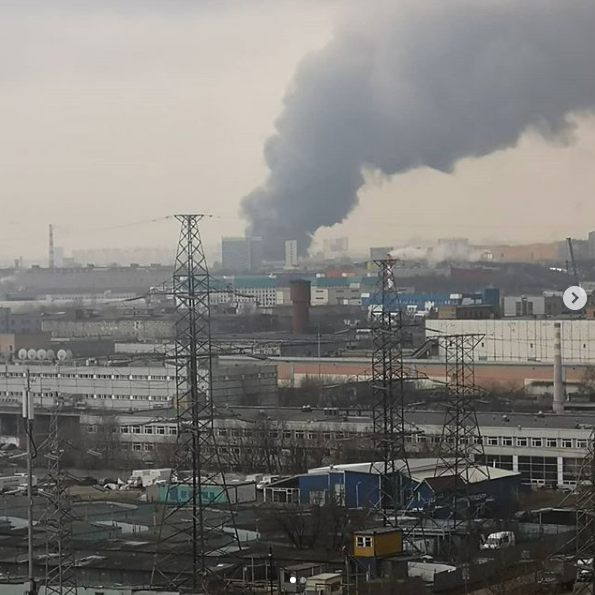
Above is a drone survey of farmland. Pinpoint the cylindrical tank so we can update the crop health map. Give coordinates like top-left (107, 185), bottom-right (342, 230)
top-left (289, 280), bottom-right (311, 334)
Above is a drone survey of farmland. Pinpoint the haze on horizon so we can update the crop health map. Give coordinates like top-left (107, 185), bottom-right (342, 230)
top-left (1, 0), bottom-right (595, 262)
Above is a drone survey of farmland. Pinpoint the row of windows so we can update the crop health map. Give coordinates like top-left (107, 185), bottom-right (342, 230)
top-left (86, 424), bottom-right (177, 435)
top-left (0, 391), bottom-right (170, 403)
top-left (90, 394), bottom-right (170, 402)
top-left (216, 428), bottom-right (358, 441)
top-left (482, 436), bottom-right (586, 449)
top-left (0, 371), bottom-right (173, 381)
top-left (121, 442), bottom-right (155, 451)
top-left (411, 433), bottom-right (588, 450)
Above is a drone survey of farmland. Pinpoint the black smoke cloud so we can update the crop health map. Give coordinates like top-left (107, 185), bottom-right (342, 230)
top-left (241, 0), bottom-right (595, 258)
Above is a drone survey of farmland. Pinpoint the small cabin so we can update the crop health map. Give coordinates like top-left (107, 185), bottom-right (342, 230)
top-left (352, 527), bottom-right (403, 558)
top-left (304, 573), bottom-right (343, 595)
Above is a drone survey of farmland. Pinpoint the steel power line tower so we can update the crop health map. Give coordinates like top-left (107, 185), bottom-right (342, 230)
top-left (570, 430), bottom-right (595, 594)
top-left (434, 334), bottom-right (488, 556)
top-left (152, 214), bottom-right (241, 592)
top-left (42, 399), bottom-right (78, 595)
top-left (370, 259), bottom-right (410, 520)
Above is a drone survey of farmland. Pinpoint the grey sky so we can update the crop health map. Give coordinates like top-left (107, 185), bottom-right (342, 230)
top-left (1, 1), bottom-right (594, 262)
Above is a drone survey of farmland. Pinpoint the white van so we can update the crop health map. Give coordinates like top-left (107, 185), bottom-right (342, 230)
top-left (480, 531), bottom-right (515, 550)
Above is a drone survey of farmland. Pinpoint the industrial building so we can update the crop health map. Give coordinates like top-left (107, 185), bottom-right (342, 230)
top-left (427, 319), bottom-right (595, 362)
top-left (41, 405), bottom-right (592, 488)
top-left (501, 294), bottom-right (566, 317)
top-left (0, 360), bottom-right (278, 411)
top-left (0, 265), bottom-right (172, 297)
top-left (0, 307), bottom-right (43, 334)
top-left (146, 480), bottom-right (257, 505)
top-left (263, 459), bottom-right (521, 513)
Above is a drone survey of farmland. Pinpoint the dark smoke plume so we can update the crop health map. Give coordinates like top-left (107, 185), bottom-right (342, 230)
top-left (241, 0), bottom-right (595, 258)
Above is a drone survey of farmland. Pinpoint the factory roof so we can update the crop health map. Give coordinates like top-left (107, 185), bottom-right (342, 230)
top-left (213, 405), bottom-right (595, 432)
top-left (308, 459), bottom-right (439, 476)
top-left (411, 465), bottom-right (518, 485)
top-left (306, 459), bottom-right (518, 483)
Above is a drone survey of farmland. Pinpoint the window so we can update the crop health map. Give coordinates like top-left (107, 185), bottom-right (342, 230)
top-left (308, 432), bottom-right (317, 440)
top-left (546, 438), bottom-right (557, 448)
top-left (132, 443), bottom-right (142, 451)
top-left (132, 426), bottom-right (141, 434)
top-left (323, 432), bottom-right (331, 441)
top-left (356, 536), bottom-right (372, 548)
top-left (487, 436), bottom-right (498, 446)
top-left (577, 439), bottom-right (588, 449)
top-left (531, 438), bottom-right (542, 448)
top-left (283, 431), bottom-right (292, 440)
top-left (86, 425), bottom-right (95, 433)
top-left (502, 437), bottom-right (513, 447)
top-left (517, 438), bottom-right (528, 447)
top-left (562, 439), bottom-right (573, 448)
top-left (218, 429), bottom-right (227, 437)
top-left (143, 443), bottom-right (154, 451)
top-left (156, 426), bottom-right (166, 435)
top-left (295, 431), bottom-right (305, 439)
top-left (168, 427), bottom-right (177, 435)
top-left (145, 426), bottom-right (153, 434)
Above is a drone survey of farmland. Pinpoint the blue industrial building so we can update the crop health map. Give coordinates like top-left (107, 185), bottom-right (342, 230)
top-left (264, 459), bottom-right (521, 515)
top-left (361, 288), bottom-right (500, 312)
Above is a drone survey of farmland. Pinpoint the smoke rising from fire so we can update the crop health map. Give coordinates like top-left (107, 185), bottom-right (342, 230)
top-left (241, 0), bottom-right (595, 257)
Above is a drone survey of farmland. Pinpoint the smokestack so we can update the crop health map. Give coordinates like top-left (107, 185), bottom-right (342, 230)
top-left (48, 224), bottom-right (55, 269)
top-left (289, 280), bottom-right (311, 334)
top-left (553, 322), bottom-right (565, 414)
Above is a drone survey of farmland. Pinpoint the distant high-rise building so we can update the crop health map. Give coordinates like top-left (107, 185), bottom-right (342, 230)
top-left (250, 237), bottom-right (263, 270)
top-left (323, 237), bottom-right (349, 259)
top-left (589, 231), bottom-right (595, 259)
top-left (221, 237), bottom-right (263, 271)
top-left (53, 247), bottom-right (65, 268)
top-left (285, 240), bottom-right (298, 269)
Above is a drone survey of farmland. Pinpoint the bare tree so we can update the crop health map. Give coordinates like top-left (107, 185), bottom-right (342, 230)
top-left (266, 498), bottom-right (365, 551)
top-left (83, 409), bottom-right (123, 468)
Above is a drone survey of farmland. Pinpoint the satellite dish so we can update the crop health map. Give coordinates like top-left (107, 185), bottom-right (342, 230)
top-left (37, 349), bottom-right (47, 360)
top-left (66, 350), bottom-right (73, 359)
top-left (57, 349), bottom-right (67, 361)
top-left (27, 349), bottom-right (37, 360)
top-left (46, 349), bottom-right (55, 360)
top-left (17, 349), bottom-right (27, 361)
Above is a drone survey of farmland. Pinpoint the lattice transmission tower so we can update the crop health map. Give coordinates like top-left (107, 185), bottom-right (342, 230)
top-left (41, 399), bottom-right (78, 595)
top-left (370, 258), bottom-right (412, 521)
top-left (570, 429), bottom-right (595, 594)
top-left (433, 334), bottom-right (489, 550)
top-left (151, 214), bottom-right (241, 592)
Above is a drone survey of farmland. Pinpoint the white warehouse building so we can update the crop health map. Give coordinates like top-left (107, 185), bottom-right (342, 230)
top-left (427, 319), bottom-right (595, 363)
top-left (0, 360), bottom-right (278, 411)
